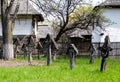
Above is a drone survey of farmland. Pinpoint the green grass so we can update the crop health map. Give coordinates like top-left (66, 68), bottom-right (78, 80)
top-left (0, 57), bottom-right (120, 82)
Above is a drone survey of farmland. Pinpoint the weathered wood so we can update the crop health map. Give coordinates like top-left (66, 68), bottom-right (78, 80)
top-left (52, 50), bottom-right (57, 61)
top-left (46, 34), bottom-right (58, 49)
top-left (89, 54), bottom-right (94, 64)
top-left (47, 44), bottom-right (52, 66)
top-left (37, 50), bottom-right (41, 59)
top-left (13, 37), bottom-right (21, 46)
top-left (70, 44), bottom-right (78, 54)
top-left (21, 44), bottom-right (28, 59)
top-left (13, 37), bottom-right (20, 58)
top-left (36, 42), bottom-right (43, 59)
top-left (14, 46), bottom-right (19, 58)
top-left (98, 36), bottom-right (112, 72)
top-left (23, 52), bottom-right (27, 59)
top-left (89, 44), bottom-right (96, 64)
top-left (28, 52), bottom-right (32, 65)
top-left (100, 58), bottom-right (106, 71)
top-left (27, 36), bottom-right (35, 48)
top-left (67, 44), bottom-right (78, 69)
top-left (27, 35), bottom-right (35, 64)
top-left (36, 42), bottom-right (43, 49)
top-left (0, 47), bottom-right (3, 59)
top-left (70, 51), bottom-right (75, 70)
top-left (45, 34), bottom-right (58, 65)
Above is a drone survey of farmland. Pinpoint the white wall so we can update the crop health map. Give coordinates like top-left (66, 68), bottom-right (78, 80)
top-left (92, 8), bottom-right (120, 43)
top-left (14, 19), bottom-right (32, 35)
top-left (0, 18), bottom-right (32, 36)
top-left (103, 9), bottom-right (120, 28)
top-left (92, 27), bottom-right (102, 42)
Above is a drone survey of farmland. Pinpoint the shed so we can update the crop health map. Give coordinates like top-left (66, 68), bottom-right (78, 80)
top-left (68, 27), bottom-right (92, 55)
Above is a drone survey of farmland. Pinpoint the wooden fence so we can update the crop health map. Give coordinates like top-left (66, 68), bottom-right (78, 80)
top-left (93, 42), bottom-right (120, 57)
top-left (57, 42), bottom-right (120, 57)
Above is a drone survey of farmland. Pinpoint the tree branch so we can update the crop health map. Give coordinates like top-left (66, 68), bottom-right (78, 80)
top-left (12, 2), bottom-right (20, 24)
top-left (5, 0), bottom-right (15, 15)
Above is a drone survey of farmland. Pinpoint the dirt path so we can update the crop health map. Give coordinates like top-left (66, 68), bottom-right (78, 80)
top-left (0, 60), bottom-right (46, 67)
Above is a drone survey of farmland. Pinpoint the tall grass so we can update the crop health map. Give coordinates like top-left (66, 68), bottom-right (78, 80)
top-left (0, 57), bottom-right (120, 82)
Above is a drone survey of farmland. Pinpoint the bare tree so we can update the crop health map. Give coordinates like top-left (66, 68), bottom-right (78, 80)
top-left (31, 0), bottom-right (108, 42)
top-left (1, 0), bottom-right (19, 60)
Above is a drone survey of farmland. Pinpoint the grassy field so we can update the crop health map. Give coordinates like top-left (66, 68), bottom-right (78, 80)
top-left (0, 56), bottom-right (120, 82)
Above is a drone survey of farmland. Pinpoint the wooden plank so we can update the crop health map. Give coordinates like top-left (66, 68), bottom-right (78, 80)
top-left (70, 44), bottom-right (78, 54)
top-left (36, 42), bottom-right (43, 59)
top-left (36, 42), bottom-right (43, 49)
top-left (13, 37), bottom-right (21, 46)
top-left (67, 44), bottom-right (78, 69)
top-left (28, 35), bottom-right (35, 47)
top-left (46, 34), bottom-right (58, 49)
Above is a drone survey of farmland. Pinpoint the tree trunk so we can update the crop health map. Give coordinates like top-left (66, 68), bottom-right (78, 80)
top-left (2, 19), bottom-right (14, 60)
top-left (55, 30), bottom-right (63, 42)
top-left (55, 22), bottom-right (68, 42)
top-left (3, 44), bottom-right (13, 60)
top-left (1, 0), bottom-right (14, 60)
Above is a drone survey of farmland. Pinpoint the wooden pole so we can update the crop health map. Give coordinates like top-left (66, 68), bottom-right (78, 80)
top-left (53, 50), bottom-right (56, 61)
top-left (14, 45), bottom-right (19, 58)
top-left (38, 49), bottom-right (41, 59)
top-left (28, 52), bottom-right (32, 65)
top-left (47, 44), bottom-right (52, 66)
top-left (70, 51), bottom-right (75, 70)
top-left (23, 51), bottom-right (27, 59)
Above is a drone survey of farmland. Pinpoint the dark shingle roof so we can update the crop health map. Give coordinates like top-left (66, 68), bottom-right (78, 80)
top-left (102, 0), bottom-right (120, 8)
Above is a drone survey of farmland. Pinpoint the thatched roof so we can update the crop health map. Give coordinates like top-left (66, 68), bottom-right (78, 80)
top-left (37, 25), bottom-right (55, 39)
top-left (0, 0), bottom-right (42, 15)
top-left (0, 0), bottom-right (44, 21)
top-left (68, 28), bottom-right (92, 38)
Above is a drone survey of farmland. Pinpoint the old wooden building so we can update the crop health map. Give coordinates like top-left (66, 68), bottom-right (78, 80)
top-left (37, 24), bottom-right (55, 41)
top-left (0, 0), bottom-right (44, 40)
top-left (69, 28), bottom-right (92, 55)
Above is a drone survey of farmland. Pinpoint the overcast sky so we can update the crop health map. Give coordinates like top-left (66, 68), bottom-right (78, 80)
top-left (93, 0), bottom-right (105, 5)
top-left (84, 0), bottom-right (105, 6)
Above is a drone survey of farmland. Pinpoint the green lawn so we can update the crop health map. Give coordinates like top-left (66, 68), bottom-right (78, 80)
top-left (0, 57), bottom-right (120, 82)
